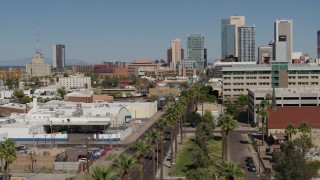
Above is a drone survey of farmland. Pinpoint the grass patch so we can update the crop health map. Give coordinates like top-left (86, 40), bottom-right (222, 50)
top-left (104, 153), bottom-right (116, 161)
top-left (170, 136), bottom-right (222, 176)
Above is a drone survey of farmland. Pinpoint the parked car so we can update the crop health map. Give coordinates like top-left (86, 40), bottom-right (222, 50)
top-left (248, 166), bottom-right (257, 172)
top-left (246, 162), bottom-right (255, 167)
top-left (78, 158), bottom-right (87, 162)
top-left (245, 156), bottom-right (253, 162)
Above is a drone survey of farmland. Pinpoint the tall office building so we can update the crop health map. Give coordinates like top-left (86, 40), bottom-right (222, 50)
top-left (238, 26), bottom-right (255, 62)
top-left (258, 45), bottom-right (273, 64)
top-left (204, 48), bottom-right (207, 67)
top-left (274, 20), bottom-right (292, 61)
top-left (221, 16), bottom-right (245, 59)
top-left (318, 30), bottom-right (320, 59)
top-left (53, 44), bottom-right (65, 68)
top-left (187, 34), bottom-right (205, 72)
top-left (167, 48), bottom-right (184, 67)
top-left (170, 39), bottom-right (181, 69)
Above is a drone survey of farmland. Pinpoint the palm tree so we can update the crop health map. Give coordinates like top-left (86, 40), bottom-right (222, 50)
top-left (112, 153), bottom-right (140, 180)
top-left (166, 105), bottom-right (178, 166)
top-left (299, 121), bottom-right (311, 135)
top-left (218, 161), bottom-right (244, 180)
top-left (259, 108), bottom-right (268, 146)
top-left (218, 115), bottom-right (237, 162)
top-left (85, 165), bottom-right (117, 180)
top-left (285, 123), bottom-right (297, 141)
top-left (0, 138), bottom-right (16, 180)
top-left (155, 118), bottom-right (168, 180)
top-left (146, 128), bottom-right (162, 180)
top-left (130, 140), bottom-right (151, 180)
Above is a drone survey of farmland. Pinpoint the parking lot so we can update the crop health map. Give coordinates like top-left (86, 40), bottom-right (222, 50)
top-left (65, 144), bottom-right (113, 162)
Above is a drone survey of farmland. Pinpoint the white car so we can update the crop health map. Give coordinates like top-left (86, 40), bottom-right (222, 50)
top-left (78, 158), bottom-right (87, 162)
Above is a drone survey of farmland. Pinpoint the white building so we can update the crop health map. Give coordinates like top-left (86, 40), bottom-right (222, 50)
top-left (58, 75), bottom-right (91, 90)
top-left (0, 99), bottom-right (157, 143)
top-left (26, 52), bottom-right (51, 77)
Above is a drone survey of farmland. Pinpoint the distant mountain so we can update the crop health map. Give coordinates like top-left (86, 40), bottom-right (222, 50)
top-left (0, 57), bottom-right (89, 66)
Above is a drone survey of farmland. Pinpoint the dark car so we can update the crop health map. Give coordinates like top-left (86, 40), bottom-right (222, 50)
top-left (245, 156), bottom-right (253, 163)
top-left (246, 162), bottom-right (255, 167)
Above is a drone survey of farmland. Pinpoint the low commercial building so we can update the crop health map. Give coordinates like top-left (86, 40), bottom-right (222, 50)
top-left (0, 69), bottom-right (21, 80)
top-left (58, 75), bottom-right (91, 90)
top-left (149, 87), bottom-right (180, 97)
top-left (65, 90), bottom-right (113, 103)
top-left (126, 59), bottom-right (159, 76)
top-left (0, 99), bottom-right (157, 142)
top-left (222, 61), bottom-right (320, 103)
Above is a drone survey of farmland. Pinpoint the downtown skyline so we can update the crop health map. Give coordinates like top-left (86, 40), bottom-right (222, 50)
top-left (0, 0), bottom-right (319, 64)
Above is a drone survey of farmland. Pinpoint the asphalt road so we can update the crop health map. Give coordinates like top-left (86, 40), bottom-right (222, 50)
top-left (229, 130), bottom-right (259, 180)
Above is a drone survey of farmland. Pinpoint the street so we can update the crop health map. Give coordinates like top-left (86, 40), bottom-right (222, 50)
top-left (229, 130), bottom-right (259, 180)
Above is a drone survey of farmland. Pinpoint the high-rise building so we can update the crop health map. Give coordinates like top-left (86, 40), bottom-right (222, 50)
top-left (318, 30), bottom-right (320, 59)
top-left (53, 44), bottom-right (65, 68)
top-left (187, 34), bottom-right (205, 72)
top-left (238, 26), bottom-right (255, 62)
top-left (26, 52), bottom-right (51, 77)
top-left (258, 45), bottom-right (273, 64)
top-left (204, 48), bottom-right (207, 67)
top-left (167, 39), bottom-right (184, 69)
top-left (221, 16), bottom-right (245, 59)
top-left (274, 20), bottom-right (292, 61)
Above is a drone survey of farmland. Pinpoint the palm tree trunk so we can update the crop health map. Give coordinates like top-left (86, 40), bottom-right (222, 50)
top-left (170, 128), bottom-right (174, 166)
top-left (201, 101), bottom-right (204, 119)
top-left (139, 156), bottom-right (143, 180)
top-left (262, 117), bottom-right (265, 146)
top-left (180, 117), bottom-right (183, 144)
top-left (174, 124), bottom-right (178, 159)
top-left (122, 170), bottom-right (130, 180)
top-left (160, 136), bottom-right (164, 180)
top-left (152, 143), bottom-right (156, 180)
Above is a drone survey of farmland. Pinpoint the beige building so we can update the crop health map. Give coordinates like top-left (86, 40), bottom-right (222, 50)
top-left (230, 16), bottom-right (245, 57)
top-left (126, 59), bottom-right (159, 76)
top-left (171, 39), bottom-right (181, 69)
top-left (221, 62), bottom-right (320, 103)
top-left (58, 75), bottom-right (91, 90)
top-left (26, 52), bottom-right (51, 77)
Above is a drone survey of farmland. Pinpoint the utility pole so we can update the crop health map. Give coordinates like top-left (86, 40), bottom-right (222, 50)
top-left (86, 137), bottom-right (90, 174)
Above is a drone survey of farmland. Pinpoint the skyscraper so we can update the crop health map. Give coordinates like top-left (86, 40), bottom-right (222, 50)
top-left (187, 34), bottom-right (205, 72)
top-left (221, 16), bottom-right (245, 59)
top-left (53, 44), bottom-right (65, 68)
top-left (274, 20), bottom-right (292, 61)
top-left (171, 39), bottom-right (181, 69)
top-left (318, 30), bottom-right (320, 59)
top-left (238, 26), bottom-right (255, 62)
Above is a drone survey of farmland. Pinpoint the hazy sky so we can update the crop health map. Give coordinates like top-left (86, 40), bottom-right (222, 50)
top-left (0, 0), bottom-right (319, 64)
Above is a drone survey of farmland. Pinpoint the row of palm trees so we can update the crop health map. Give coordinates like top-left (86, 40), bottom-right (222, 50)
top-left (99, 84), bottom-right (204, 180)
top-left (285, 121), bottom-right (312, 141)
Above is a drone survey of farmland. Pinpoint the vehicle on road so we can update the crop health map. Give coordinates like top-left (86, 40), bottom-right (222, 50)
top-left (75, 144), bottom-right (86, 148)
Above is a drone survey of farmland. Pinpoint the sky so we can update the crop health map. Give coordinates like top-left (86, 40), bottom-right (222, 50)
top-left (0, 0), bottom-right (319, 64)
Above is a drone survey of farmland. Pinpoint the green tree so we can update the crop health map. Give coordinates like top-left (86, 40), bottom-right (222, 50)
top-left (85, 165), bottom-right (117, 180)
top-left (0, 139), bottom-right (17, 179)
top-left (20, 96), bottom-right (31, 104)
top-left (186, 112), bottom-right (202, 127)
top-left (155, 118), bottom-right (168, 180)
top-left (218, 161), bottom-right (244, 180)
top-left (285, 123), bottom-right (297, 141)
top-left (186, 168), bottom-right (213, 180)
top-left (299, 121), bottom-right (311, 135)
top-left (145, 128), bottom-right (161, 180)
top-left (203, 110), bottom-right (214, 125)
top-left (218, 115), bottom-right (237, 162)
top-left (192, 146), bottom-right (211, 169)
top-left (273, 141), bottom-right (316, 180)
top-left (112, 154), bottom-right (140, 180)
top-left (130, 140), bottom-right (151, 180)
top-left (57, 87), bottom-right (67, 99)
